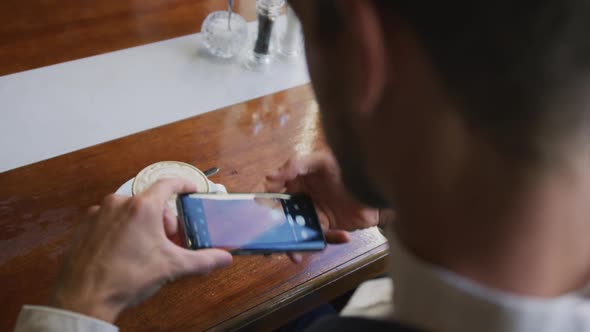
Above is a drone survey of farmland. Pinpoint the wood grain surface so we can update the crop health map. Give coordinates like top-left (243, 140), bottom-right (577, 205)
top-left (0, 85), bottom-right (389, 331)
top-left (0, 0), bottom-right (258, 76)
top-left (1, 1), bottom-right (389, 330)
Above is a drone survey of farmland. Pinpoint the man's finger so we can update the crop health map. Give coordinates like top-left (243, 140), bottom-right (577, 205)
top-left (324, 230), bottom-right (351, 244)
top-left (141, 178), bottom-right (197, 204)
top-left (268, 152), bottom-right (332, 182)
top-left (163, 207), bottom-right (178, 237)
top-left (264, 179), bottom-right (287, 193)
top-left (267, 159), bottom-right (299, 181)
top-left (288, 253), bottom-right (303, 264)
top-left (101, 194), bottom-right (128, 208)
top-left (171, 248), bottom-right (233, 277)
top-left (87, 205), bottom-right (100, 216)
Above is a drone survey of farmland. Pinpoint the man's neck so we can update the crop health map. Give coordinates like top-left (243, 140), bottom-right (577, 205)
top-left (395, 145), bottom-right (590, 297)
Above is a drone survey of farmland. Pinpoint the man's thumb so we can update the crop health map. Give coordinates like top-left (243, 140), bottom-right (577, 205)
top-left (172, 248), bottom-right (233, 277)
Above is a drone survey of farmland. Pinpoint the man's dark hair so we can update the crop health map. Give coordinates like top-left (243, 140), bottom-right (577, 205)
top-left (322, 0), bottom-right (590, 159)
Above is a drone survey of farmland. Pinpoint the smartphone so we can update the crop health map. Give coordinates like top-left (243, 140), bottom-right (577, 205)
top-left (176, 193), bottom-right (326, 254)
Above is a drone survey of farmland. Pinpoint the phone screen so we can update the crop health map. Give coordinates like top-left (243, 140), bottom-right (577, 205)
top-left (178, 193), bottom-right (326, 252)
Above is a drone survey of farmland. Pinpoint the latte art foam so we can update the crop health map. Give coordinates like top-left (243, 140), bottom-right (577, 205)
top-left (132, 161), bottom-right (210, 214)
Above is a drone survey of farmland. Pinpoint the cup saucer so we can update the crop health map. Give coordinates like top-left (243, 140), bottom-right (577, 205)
top-left (115, 178), bottom-right (227, 197)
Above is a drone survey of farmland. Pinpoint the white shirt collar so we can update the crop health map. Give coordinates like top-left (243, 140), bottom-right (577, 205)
top-left (389, 235), bottom-right (590, 332)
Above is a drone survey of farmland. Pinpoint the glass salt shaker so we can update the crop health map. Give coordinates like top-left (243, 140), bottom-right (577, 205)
top-left (201, 0), bottom-right (248, 59)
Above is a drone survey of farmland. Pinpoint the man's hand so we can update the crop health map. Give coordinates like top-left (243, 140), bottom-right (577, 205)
top-left (265, 152), bottom-right (381, 251)
top-left (53, 179), bottom-right (233, 323)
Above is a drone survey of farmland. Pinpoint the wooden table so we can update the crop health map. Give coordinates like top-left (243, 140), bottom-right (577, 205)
top-left (0, 0), bottom-right (259, 76)
top-left (0, 1), bottom-right (389, 331)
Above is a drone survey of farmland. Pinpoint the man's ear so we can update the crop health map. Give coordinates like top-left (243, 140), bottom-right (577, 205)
top-left (337, 0), bottom-right (387, 115)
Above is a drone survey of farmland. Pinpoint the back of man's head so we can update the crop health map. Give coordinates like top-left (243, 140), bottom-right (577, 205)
top-left (385, 0), bottom-right (590, 159)
top-left (292, 0), bottom-right (590, 298)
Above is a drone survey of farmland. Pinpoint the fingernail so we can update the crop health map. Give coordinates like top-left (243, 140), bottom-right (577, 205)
top-left (218, 252), bottom-right (233, 265)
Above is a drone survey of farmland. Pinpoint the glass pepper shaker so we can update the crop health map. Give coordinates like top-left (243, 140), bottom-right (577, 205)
top-left (245, 0), bottom-right (285, 69)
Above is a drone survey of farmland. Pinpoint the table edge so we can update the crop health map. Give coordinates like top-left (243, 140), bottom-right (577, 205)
top-left (209, 241), bottom-right (390, 331)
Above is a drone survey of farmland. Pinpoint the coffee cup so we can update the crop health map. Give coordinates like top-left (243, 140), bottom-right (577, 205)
top-left (132, 161), bottom-right (225, 214)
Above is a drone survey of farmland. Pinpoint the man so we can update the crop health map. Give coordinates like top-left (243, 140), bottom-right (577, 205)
top-left (14, 0), bottom-right (590, 331)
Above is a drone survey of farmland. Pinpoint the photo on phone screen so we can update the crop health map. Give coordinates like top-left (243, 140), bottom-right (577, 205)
top-left (177, 193), bottom-right (326, 253)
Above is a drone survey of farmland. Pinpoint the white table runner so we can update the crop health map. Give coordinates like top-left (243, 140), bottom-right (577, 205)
top-left (0, 18), bottom-right (310, 173)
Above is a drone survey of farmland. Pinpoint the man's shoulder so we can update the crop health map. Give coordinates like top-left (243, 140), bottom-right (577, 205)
top-left (306, 316), bottom-right (423, 332)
